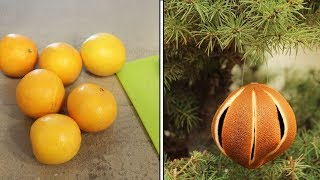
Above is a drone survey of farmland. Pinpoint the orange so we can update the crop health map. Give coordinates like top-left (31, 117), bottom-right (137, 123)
top-left (0, 34), bottom-right (37, 77)
top-left (211, 83), bottom-right (296, 169)
top-left (80, 33), bottom-right (126, 76)
top-left (67, 83), bottom-right (117, 132)
top-left (30, 114), bottom-right (81, 164)
top-left (16, 69), bottom-right (65, 118)
top-left (39, 42), bottom-right (82, 85)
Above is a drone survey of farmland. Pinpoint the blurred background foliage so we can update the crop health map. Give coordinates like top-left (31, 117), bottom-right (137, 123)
top-left (165, 69), bottom-right (320, 179)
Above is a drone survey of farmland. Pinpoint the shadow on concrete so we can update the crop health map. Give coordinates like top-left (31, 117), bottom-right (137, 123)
top-left (8, 116), bottom-right (34, 163)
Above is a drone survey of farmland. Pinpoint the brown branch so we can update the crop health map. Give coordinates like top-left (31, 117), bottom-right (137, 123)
top-left (173, 155), bottom-right (195, 179)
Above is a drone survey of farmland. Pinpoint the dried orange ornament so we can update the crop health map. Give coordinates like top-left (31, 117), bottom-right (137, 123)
top-left (211, 83), bottom-right (296, 169)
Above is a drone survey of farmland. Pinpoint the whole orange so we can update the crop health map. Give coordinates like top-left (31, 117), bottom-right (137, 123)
top-left (30, 114), bottom-right (81, 164)
top-left (39, 42), bottom-right (82, 85)
top-left (80, 33), bottom-right (126, 76)
top-left (16, 69), bottom-right (65, 118)
top-left (67, 83), bottom-right (117, 132)
top-left (0, 34), bottom-right (37, 77)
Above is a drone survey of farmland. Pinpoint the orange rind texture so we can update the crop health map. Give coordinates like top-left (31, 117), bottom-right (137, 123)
top-left (211, 83), bottom-right (297, 169)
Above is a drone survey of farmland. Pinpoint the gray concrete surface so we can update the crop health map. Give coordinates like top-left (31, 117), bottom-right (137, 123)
top-left (0, 0), bottom-right (159, 179)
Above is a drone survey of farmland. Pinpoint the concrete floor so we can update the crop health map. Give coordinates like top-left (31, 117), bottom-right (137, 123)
top-left (0, 0), bottom-right (159, 179)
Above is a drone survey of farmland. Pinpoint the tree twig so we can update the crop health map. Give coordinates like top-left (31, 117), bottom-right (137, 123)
top-left (173, 155), bottom-right (195, 179)
top-left (173, 168), bottom-right (177, 180)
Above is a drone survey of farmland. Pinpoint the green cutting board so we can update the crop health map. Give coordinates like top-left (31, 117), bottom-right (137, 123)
top-left (116, 55), bottom-right (159, 153)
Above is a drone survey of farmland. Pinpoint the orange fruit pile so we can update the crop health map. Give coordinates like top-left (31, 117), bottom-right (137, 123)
top-left (0, 33), bottom-right (126, 164)
top-left (80, 33), bottom-right (126, 76)
top-left (68, 83), bottom-right (117, 132)
top-left (30, 114), bottom-right (81, 164)
top-left (0, 34), bottom-right (37, 77)
top-left (39, 42), bottom-right (82, 85)
top-left (16, 69), bottom-right (65, 119)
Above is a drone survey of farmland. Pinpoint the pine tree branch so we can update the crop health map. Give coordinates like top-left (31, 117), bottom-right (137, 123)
top-left (166, 91), bottom-right (201, 132)
top-left (164, 62), bottom-right (184, 92)
top-left (173, 156), bottom-right (195, 179)
top-left (165, 70), bottom-right (320, 179)
top-left (164, 2), bottom-right (320, 177)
